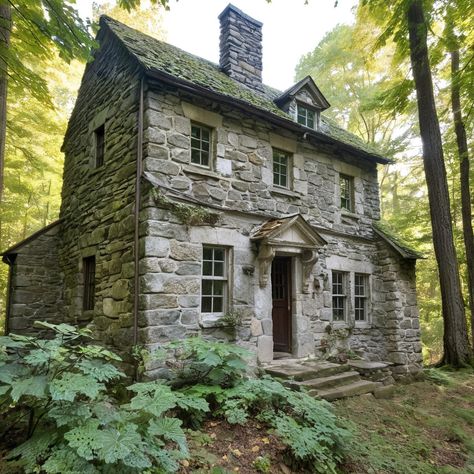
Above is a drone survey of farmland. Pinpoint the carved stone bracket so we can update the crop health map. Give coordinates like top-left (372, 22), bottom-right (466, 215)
top-left (302, 249), bottom-right (318, 293)
top-left (257, 244), bottom-right (275, 288)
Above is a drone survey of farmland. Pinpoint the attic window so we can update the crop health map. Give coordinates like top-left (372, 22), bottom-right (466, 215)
top-left (340, 174), bottom-right (354, 212)
top-left (297, 105), bottom-right (315, 129)
top-left (94, 124), bottom-right (105, 167)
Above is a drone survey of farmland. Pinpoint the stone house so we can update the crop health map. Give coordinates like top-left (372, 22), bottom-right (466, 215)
top-left (2, 4), bottom-right (423, 379)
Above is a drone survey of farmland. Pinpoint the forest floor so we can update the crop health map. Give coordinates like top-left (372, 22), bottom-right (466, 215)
top-left (183, 368), bottom-right (474, 474)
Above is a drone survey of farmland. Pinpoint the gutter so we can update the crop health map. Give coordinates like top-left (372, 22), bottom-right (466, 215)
top-left (133, 76), bottom-right (144, 356)
top-left (144, 68), bottom-right (391, 165)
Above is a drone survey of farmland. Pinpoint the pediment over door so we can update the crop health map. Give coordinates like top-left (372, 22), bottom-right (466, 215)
top-left (251, 215), bottom-right (326, 292)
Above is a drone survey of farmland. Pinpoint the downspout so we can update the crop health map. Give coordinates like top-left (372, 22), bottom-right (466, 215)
top-left (133, 76), bottom-right (144, 359)
top-left (2, 254), bottom-right (16, 335)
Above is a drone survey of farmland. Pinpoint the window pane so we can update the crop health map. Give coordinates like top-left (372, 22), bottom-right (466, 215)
top-left (213, 280), bottom-right (224, 296)
top-left (202, 261), bottom-right (212, 276)
top-left (202, 129), bottom-right (210, 141)
top-left (191, 149), bottom-right (201, 164)
top-left (201, 297), bottom-right (212, 313)
top-left (213, 248), bottom-right (224, 261)
top-left (191, 126), bottom-right (200, 139)
top-left (203, 247), bottom-right (213, 260)
top-left (201, 152), bottom-right (209, 166)
top-left (202, 279), bottom-right (213, 295)
top-left (213, 297), bottom-right (223, 313)
top-left (214, 261), bottom-right (224, 277)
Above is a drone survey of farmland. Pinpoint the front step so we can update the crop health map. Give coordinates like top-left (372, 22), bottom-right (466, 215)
top-left (299, 370), bottom-right (361, 390)
top-left (311, 380), bottom-right (381, 401)
top-left (265, 361), bottom-right (350, 381)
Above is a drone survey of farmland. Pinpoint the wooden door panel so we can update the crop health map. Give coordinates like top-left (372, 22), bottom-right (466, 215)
top-left (271, 257), bottom-right (291, 353)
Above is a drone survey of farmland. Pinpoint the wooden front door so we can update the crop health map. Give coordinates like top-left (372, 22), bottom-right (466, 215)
top-left (271, 257), bottom-right (292, 353)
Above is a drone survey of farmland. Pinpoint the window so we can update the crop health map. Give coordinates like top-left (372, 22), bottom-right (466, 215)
top-left (94, 124), bottom-right (105, 167)
top-left (340, 174), bottom-right (353, 211)
top-left (354, 273), bottom-right (368, 322)
top-left (297, 104), bottom-right (315, 129)
top-left (191, 123), bottom-right (212, 167)
top-left (332, 271), bottom-right (347, 322)
top-left (201, 246), bottom-right (227, 313)
top-left (273, 149), bottom-right (291, 188)
top-left (83, 256), bottom-right (96, 311)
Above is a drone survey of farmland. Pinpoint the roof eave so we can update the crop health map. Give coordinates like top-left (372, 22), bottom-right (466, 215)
top-left (144, 68), bottom-right (390, 165)
top-left (373, 226), bottom-right (424, 260)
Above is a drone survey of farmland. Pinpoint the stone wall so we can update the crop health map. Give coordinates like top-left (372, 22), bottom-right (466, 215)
top-left (143, 86), bottom-right (380, 239)
top-left (377, 244), bottom-right (422, 379)
top-left (6, 223), bottom-right (63, 335)
top-left (59, 29), bottom-right (141, 362)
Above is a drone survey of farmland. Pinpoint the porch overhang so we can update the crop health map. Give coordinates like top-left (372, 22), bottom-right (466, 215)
top-left (251, 214), bottom-right (326, 292)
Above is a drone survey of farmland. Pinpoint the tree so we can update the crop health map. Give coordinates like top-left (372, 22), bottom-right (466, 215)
top-left (444, 5), bottom-right (474, 350)
top-left (405, 0), bottom-right (471, 366)
top-left (0, 0), bottom-right (171, 205)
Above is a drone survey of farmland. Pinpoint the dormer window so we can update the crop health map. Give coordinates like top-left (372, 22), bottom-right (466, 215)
top-left (297, 104), bottom-right (315, 129)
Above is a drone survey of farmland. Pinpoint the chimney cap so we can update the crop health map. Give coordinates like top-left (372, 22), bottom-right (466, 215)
top-left (218, 3), bottom-right (263, 27)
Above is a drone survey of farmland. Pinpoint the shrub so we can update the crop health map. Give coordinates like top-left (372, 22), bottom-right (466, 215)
top-left (0, 322), bottom-right (209, 473)
top-left (216, 377), bottom-right (351, 474)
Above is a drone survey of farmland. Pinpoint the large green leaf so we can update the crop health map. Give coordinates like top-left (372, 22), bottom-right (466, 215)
top-left (148, 417), bottom-right (188, 455)
top-left (128, 382), bottom-right (177, 417)
top-left (10, 375), bottom-right (48, 402)
top-left (49, 373), bottom-right (104, 401)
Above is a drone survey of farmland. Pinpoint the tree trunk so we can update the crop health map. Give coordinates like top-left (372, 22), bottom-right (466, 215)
top-left (0, 2), bottom-right (11, 205)
top-left (406, 0), bottom-right (472, 366)
top-left (450, 41), bottom-right (474, 351)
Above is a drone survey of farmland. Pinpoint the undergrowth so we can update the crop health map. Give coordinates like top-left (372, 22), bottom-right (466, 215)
top-left (1, 323), bottom-right (351, 473)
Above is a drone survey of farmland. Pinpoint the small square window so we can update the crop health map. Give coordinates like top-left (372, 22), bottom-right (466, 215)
top-left (332, 271), bottom-right (347, 322)
top-left (297, 105), bottom-right (315, 129)
top-left (83, 256), bottom-right (96, 311)
top-left (191, 123), bottom-right (212, 168)
top-left (94, 124), bottom-right (105, 168)
top-left (273, 149), bottom-right (291, 188)
top-left (340, 174), bottom-right (354, 212)
top-left (201, 246), bottom-right (228, 314)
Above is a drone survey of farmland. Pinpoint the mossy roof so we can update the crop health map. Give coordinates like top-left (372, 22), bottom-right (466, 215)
top-left (101, 16), bottom-right (387, 163)
top-left (373, 222), bottom-right (424, 260)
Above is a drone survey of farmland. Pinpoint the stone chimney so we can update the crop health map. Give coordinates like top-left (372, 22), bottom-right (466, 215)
top-left (219, 4), bottom-right (263, 92)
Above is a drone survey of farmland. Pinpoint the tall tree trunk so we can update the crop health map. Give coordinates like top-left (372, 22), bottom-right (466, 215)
top-left (0, 3), bottom-right (11, 205)
top-left (450, 39), bottom-right (474, 351)
top-left (406, 0), bottom-right (472, 366)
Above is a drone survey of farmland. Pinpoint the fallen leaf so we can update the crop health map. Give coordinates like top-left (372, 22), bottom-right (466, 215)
top-left (222, 455), bottom-right (228, 461)
top-left (261, 437), bottom-right (270, 444)
top-left (180, 460), bottom-right (190, 467)
top-left (251, 445), bottom-right (260, 452)
top-left (210, 433), bottom-right (216, 439)
top-left (232, 449), bottom-right (242, 457)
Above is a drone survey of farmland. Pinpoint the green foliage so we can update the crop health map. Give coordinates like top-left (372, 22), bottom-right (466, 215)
top-left (253, 455), bottom-right (271, 473)
top-left (163, 337), bottom-right (251, 388)
top-left (216, 377), bottom-right (351, 473)
top-left (0, 322), bottom-right (209, 473)
top-left (423, 368), bottom-right (452, 386)
top-left (151, 188), bottom-right (220, 226)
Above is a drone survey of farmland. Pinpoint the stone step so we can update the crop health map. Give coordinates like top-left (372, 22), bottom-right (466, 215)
top-left (298, 370), bottom-right (362, 390)
top-left (265, 361), bottom-right (350, 381)
top-left (310, 380), bottom-right (381, 401)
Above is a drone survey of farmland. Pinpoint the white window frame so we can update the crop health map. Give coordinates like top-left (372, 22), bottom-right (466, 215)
top-left (191, 122), bottom-right (213, 169)
top-left (272, 148), bottom-right (292, 189)
top-left (201, 245), bottom-right (228, 314)
top-left (331, 270), bottom-right (348, 322)
top-left (354, 273), bottom-right (368, 323)
top-left (339, 174), bottom-right (354, 212)
top-left (296, 104), bottom-right (316, 129)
